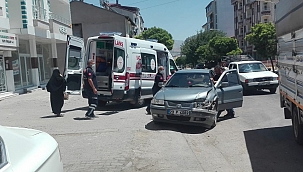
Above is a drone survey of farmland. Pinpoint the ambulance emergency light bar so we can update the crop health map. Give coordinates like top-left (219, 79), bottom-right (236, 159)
top-left (146, 39), bottom-right (158, 43)
top-left (99, 32), bottom-right (122, 37)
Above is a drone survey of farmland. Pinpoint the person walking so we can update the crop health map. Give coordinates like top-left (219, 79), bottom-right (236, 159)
top-left (146, 66), bottom-right (165, 114)
top-left (46, 69), bottom-right (66, 117)
top-left (211, 65), bottom-right (235, 118)
top-left (83, 59), bottom-right (99, 118)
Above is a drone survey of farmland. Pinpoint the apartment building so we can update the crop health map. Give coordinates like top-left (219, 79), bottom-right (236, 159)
top-left (203, 0), bottom-right (234, 37)
top-left (0, 0), bottom-right (18, 93)
top-left (231, 0), bottom-right (275, 58)
top-left (0, 0), bottom-right (72, 94)
top-left (107, 1), bottom-right (145, 37)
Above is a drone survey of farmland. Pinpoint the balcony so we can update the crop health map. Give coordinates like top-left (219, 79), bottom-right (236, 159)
top-left (261, 10), bottom-right (271, 16)
top-left (32, 6), bottom-right (48, 22)
top-left (49, 12), bottom-right (71, 26)
top-left (231, 0), bottom-right (238, 4)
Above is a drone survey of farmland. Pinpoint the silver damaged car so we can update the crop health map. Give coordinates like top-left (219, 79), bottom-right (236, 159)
top-left (150, 69), bottom-right (243, 129)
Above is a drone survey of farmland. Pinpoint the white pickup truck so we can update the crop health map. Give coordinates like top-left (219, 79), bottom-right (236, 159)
top-left (276, 0), bottom-right (303, 145)
top-left (228, 61), bottom-right (279, 95)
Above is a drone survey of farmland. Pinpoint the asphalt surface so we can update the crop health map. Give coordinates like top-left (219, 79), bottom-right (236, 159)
top-left (1, 89), bottom-right (303, 172)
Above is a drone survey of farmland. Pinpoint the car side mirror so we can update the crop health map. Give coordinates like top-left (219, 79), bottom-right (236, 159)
top-left (267, 68), bottom-right (271, 71)
top-left (219, 82), bottom-right (229, 88)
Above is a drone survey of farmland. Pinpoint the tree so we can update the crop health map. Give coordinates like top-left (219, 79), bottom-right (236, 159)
top-left (175, 56), bottom-right (186, 66)
top-left (245, 23), bottom-right (277, 71)
top-left (181, 30), bottom-right (225, 65)
top-left (209, 37), bottom-right (240, 57)
top-left (135, 27), bottom-right (174, 50)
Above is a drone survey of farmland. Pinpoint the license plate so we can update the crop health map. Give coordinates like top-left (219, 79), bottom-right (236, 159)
top-left (167, 110), bottom-right (190, 116)
top-left (258, 81), bottom-right (270, 85)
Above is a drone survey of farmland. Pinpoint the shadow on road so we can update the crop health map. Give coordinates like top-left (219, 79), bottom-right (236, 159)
top-left (244, 126), bottom-right (303, 172)
top-left (40, 115), bottom-right (63, 118)
top-left (245, 90), bottom-right (275, 96)
top-left (73, 117), bottom-right (93, 120)
top-left (145, 121), bottom-right (207, 134)
top-left (61, 106), bottom-right (87, 113)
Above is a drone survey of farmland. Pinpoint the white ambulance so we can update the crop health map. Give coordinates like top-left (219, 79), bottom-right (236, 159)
top-left (64, 33), bottom-right (178, 107)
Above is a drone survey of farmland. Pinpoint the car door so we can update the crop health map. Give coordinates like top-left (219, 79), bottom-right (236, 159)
top-left (64, 35), bottom-right (85, 95)
top-left (215, 69), bottom-right (243, 111)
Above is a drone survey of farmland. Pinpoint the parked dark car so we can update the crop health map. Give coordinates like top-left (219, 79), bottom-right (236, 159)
top-left (150, 69), bottom-right (243, 129)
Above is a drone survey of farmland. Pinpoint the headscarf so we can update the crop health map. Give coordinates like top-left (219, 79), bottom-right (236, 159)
top-left (46, 69), bottom-right (65, 92)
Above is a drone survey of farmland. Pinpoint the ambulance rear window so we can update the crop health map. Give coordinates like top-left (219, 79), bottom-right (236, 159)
top-left (113, 48), bottom-right (125, 73)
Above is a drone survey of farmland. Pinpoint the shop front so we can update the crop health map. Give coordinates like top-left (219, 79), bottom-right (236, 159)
top-left (0, 32), bottom-right (18, 93)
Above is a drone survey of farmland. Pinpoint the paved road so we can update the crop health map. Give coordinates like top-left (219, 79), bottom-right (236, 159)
top-left (1, 89), bottom-right (303, 172)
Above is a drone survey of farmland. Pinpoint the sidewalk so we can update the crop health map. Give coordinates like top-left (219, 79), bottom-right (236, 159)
top-left (0, 92), bottom-right (19, 101)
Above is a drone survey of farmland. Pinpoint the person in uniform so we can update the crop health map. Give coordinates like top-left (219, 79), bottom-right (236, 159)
top-left (83, 59), bottom-right (98, 118)
top-left (146, 66), bottom-right (166, 114)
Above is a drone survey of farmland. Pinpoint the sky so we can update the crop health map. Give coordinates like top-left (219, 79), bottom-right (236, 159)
top-left (84, 0), bottom-right (212, 41)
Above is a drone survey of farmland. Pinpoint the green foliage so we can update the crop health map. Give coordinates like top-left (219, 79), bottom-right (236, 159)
top-left (245, 23), bottom-right (277, 59)
top-left (175, 56), bottom-right (186, 66)
top-left (181, 30), bottom-right (225, 65)
top-left (209, 37), bottom-right (239, 57)
top-left (226, 48), bottom-right (243, 56)
top-left (135, 27), bottom-right (174, 50)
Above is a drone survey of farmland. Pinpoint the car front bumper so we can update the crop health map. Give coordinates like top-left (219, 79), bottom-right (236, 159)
top-left (150, 104), bottom-right (217, 128)
top-left (241, 80), bottom-right (278, 90)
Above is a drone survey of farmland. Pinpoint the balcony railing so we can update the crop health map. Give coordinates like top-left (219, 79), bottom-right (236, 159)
top-left (32, 6), bottom-right (48, 22)
top-left (49, 12), bottom-right (71, 26)
top-left (261, 10), bottom-right (271, 15)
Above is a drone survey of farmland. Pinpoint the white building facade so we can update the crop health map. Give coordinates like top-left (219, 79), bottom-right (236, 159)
top-left (0, 0), bottom-right (72, 94)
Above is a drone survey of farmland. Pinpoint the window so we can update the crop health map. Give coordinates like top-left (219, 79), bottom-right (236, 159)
top-left (264, 3), bottom-right (268, 10)
top-left (238, 63), bottom-right (267, 73)
top-left (142, 53), bottom-right (156, 73)
top-left (0, 7), bottom-right (3, 16)
top-left (0, 137), bottom-right (8, 169)
top-left (68, 46), bottom-right (82, 70)
top-left (166, 73), bottom-right (212, 88)
top-left (264, 18), bottom-right (268, 23)
top-left (113, 48), bottom-right (125, 73)
top-left (169, 59), bottom-right (177, 73)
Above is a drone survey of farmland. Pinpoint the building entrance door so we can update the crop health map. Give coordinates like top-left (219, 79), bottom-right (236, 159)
top-left (37, 55), bottom-right (46, 84)
top-left (0, 56), bottom-right (7, 92)
top-left (19, 55), bottom-right (33, 87)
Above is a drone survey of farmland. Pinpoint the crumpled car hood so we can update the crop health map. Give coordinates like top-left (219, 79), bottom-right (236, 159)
top-left (155, 87), bottom-right (211, 101)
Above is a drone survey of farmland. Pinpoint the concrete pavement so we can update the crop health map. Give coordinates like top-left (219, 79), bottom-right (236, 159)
top-left (1, 89), bottom-right (303, 172)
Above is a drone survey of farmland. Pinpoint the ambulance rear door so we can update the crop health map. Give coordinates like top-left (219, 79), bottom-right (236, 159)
top-left (64, 35), bottom-right (85, 95)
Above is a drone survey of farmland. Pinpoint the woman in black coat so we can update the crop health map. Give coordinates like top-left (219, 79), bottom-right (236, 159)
top-left (46, 69), bottom-right (66, 117)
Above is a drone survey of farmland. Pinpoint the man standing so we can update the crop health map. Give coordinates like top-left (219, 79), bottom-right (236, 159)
top-left (146, 66), bottom-right (165, 114)
top-left (83, 59), bottom-right (98, 118)
top-left (211, 65), bottom-right (235, 118)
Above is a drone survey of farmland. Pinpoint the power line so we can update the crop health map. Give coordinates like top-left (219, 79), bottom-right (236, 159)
top-left (128, 0), bottom-right (150, 5)
top-left (140, 0), bottom-right (181, 10)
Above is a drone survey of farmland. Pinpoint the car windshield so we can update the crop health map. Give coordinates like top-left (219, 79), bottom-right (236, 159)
top-left (238, 63), bottom-right (267, 73)
top-left (165, 72), bottom-right (211, 88)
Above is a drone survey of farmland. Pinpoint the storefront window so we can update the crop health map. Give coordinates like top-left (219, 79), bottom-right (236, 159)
top-left (42, 44), bottom-right (52, 81)
top-left (11, 51), bottom-right (22, 89)
top-left (0, 56), bottom-right (6, 92)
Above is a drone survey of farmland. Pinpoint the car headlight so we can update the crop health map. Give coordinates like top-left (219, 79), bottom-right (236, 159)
top-left (272, 77), bottom-right (278, 81)
top-left (151, 99), bottom-right (165, 105)
top-left (245, 79), bottom-right (254, 83)
top-left (196, 101), bottom-right (211, 108)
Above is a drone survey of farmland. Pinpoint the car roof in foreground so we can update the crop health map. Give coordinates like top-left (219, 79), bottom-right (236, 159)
top-left (176, 69), bottom-right (210, 74)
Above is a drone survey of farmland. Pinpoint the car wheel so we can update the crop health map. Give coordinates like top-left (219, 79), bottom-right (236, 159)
top-left (269, 88), bottom-right (276, 94)
top-left (292, 106), bottom-right (303, 145)
top-left (98, 100), bottom-right (107, 107)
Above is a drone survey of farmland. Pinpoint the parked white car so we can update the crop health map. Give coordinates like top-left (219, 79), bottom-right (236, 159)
top-left (0, 125), bottom-right (63, 172)
top-left (228, 61), bottom-right (279, 94)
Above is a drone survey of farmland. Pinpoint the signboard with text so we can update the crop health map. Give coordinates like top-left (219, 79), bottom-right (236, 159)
top-left (0, 32), bottom-right (17, 47)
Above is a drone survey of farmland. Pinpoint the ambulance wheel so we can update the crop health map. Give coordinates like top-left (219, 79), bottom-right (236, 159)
top-left (98, 100), bottom-right (107, 107)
